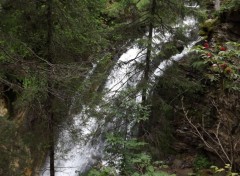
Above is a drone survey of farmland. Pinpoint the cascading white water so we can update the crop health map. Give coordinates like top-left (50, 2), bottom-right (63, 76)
top-left (152, 39), bottom-right (200, 79)
top-left (40, 16), bottom-right (200, 176)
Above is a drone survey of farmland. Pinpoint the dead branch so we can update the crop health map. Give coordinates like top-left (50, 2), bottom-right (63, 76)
top-left (181, 97), bottom-right (231, 165)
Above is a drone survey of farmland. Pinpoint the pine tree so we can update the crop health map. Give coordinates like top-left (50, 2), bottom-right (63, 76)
top-left (0, 0), bottom-right (110, 174)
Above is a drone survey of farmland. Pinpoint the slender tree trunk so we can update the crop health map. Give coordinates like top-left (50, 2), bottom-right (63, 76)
top-left (46, 0), bottom-right (55, 175)
top-left (142, 0), bottom-right (156, 104)
top-left (47, 0), bottom-right (53, 64)
top-left (139, 0), bottom-right (156, 137)
top-left (214, 0), bottom-right (221, 10)
top-left (49, 111), bottom-right (55, 176)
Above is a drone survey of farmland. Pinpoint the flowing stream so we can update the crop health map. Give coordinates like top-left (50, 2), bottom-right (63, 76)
top-left (40, 17), bottom-right (200, 176)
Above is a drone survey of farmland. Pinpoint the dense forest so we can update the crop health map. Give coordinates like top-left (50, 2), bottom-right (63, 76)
top-left (0, 0), bottom-right (240, 175)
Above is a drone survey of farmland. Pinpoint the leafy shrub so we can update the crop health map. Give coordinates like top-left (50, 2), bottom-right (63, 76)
top-left (192, 41), bottom-right (240, 91)
top-left (219, 0), bottom-right (240, 13)
top-left (194, 155), bottom-right (211, 171)
top-left (87, 135), bottom-right (175, 176)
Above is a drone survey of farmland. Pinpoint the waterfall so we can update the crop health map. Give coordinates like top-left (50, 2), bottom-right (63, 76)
top-left (40, 17), bottom-right (200, 176)
top-left (152, 39), bottom-right (200, 79)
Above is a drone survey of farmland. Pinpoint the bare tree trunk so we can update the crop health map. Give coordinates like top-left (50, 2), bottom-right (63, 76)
top-left (214, 0), bottom-right (221, 10)
top-left (46, 0), bottom-right (55, 175)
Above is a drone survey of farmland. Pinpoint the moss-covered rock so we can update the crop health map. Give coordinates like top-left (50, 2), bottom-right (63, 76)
top-left (199, 18), bottom-right (218, 39)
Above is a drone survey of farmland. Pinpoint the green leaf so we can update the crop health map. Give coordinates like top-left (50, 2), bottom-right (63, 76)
top-left (147, 165), bottom-right (154, 173)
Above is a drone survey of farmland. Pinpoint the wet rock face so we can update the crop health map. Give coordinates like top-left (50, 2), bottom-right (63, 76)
top-left (226, 10), bottom-right (240, 23)
top-left (230, 23), bottom-right (240, 36)
top-left (217, 9), bottom-right (240, 41)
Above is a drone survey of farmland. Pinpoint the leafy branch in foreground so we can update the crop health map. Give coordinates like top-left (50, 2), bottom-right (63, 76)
top-left (211, 164), bottom-right (240, 176)
top-left (192, 41), bottom-right (240, 85)
top-left (88, 135), bottom-right (174, 176)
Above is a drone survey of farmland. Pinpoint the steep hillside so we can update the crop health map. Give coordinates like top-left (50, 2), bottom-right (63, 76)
top-left (146, 1), bottom-right (240, 174)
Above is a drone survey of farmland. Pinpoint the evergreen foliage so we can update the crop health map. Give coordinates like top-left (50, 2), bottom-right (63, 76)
top-left (0, 0), bottom-right (115, 174)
